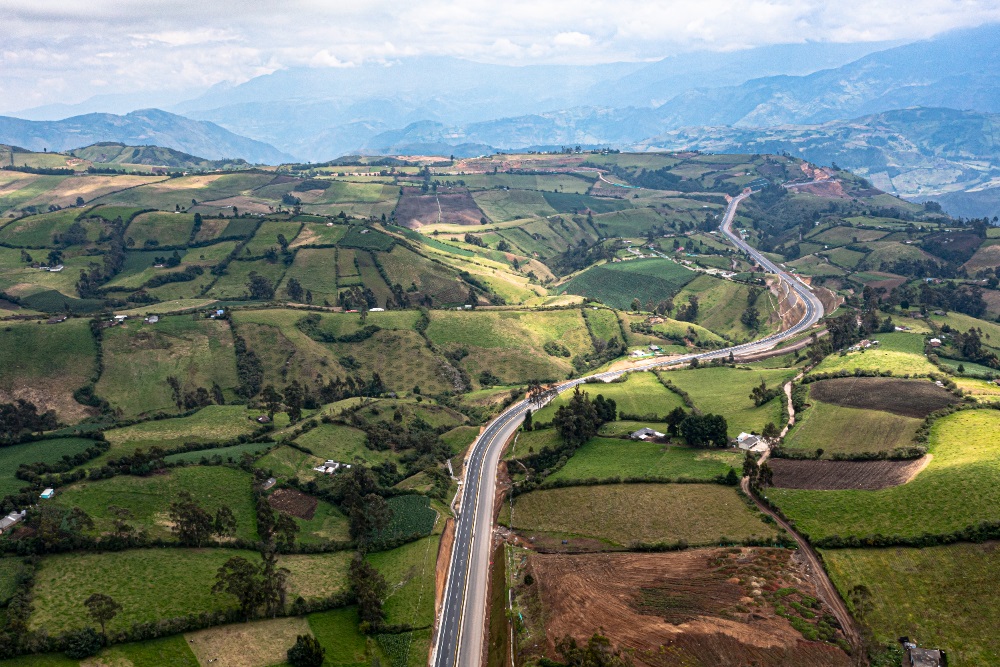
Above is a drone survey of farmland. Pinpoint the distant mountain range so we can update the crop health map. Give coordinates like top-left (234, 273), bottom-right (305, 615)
top-left (2, 25), bottom-right (1000, 216)
top-left (0, 109), bottom-right (291, 164)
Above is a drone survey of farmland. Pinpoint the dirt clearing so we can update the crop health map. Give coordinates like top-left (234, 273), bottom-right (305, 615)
top-left (395, 187), bottom-right (485, 227)
top-left (517, 548), bottom-right (850, 667)
top-left (185, 616), bottom-right (309, 667)
top-left (769, 456), bottom-right (931, 490)
top-left (807, 377), bottom-right (955, 418)
top-left (267, 488), bottom-right (318, 519)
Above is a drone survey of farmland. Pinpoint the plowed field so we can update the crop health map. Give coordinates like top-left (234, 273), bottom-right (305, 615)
top-left (769, 457), bottom-right (930, 490)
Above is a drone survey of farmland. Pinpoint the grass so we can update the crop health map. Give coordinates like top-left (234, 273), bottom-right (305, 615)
top-left (367, 534), bottom-right (440, 628)
top-left (783, 400), bottom-right (922, 457)
top-left (244, 221), bottom-right (303, 256)
top-left (95, 315), bottom-right (239, 417)
top-left (185, 616), bottom-right (308, 667)
top-left (308, 607), bottom-right (371, 666)
top-left (547, 437), bottom-right (742, 482)
top-left (99, 405), bottom-right (261, 462)
top-left (0, 557), bottom-right (27, 605)
top-left (0, 317), bottom-right (97, 423)
top-left (532, 373), bottom-right (684, 422)
top-left (125, 212), bottom-right (195, 247)
top-left (206, 257), bottom-right (288, 299)
top-left (0, 209), bottom-right (91, 246)
top-left (954, 377), bottom-right (1000, 402)
top-left (257, 445), bottom-right (323, 482)
top-left (823, 543), bottom-right (1000, 666)
top-left (0, 437), bottom-right (97, 497)
top-left (294, 423), bottom-right (380, 463)
top-left (163, 441), bottom-right (274, 464)
top-left (809, 332), bottom-right (937, 376)
top-left (672, 274), bottom-right (780, 341)
top-left (507, 484), bottom-right (778, 547)
top-left (29, 549), bottom-right (352, 634)
top-left (662, 366), bottom-right (797, 437)
top-left (770, 409), bottom-right (1000, 541)
top-left (338, 226), bottom-right (395, 251)
top-left (472, 189), bottom-right (555, 222)
top-left (278, 247), bottom-right (338, 301)
top-left (583, 307), bottom-right (623, 343)
top-left (559, 258), bottom-right (696, 311)
top-left (295, 498), bottom-right (351, 544)
top-left (54, 466), bottom-right (259, 541)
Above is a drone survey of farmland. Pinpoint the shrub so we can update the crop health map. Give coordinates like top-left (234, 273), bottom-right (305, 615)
top-left (287, 634), bottom-right (325, 667)
top-left (64, 627), bottom-right (103, 659)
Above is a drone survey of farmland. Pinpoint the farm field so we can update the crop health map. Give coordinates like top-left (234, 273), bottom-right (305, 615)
top-left (267, 488), bottom-right (352, 544)
top-left (0, 317), bottom-right (97, 422)
top-left (28, 548), bottom-right (352, 634)
top-left (770, 409), bottom-right (1000, 541)
top-left (545, 436), bottom-right (742, 482)
top-left (559, 258), bottom-right (696, 310)
top-left (95, 315), bottom-right (240, 417)
top-left (662, 366), bottom-right (797, 437)
top-left (98, 405), bottom-right (262, 462)
top-left (672, 274), bottom-right (781, 341)
top-left (809, 332), bottom-right (937, 375)
top-left (163, 441), bottom-right (273, 464)
top-left (185, 616), bottom-right (309, 667)
top-left (54, 466), bottom-right (259, 541)
top-left (125, 212), bottom-right (195, 247)
top-left (0, 437), bottom-right (98, 497)
top-left (368, 533), bottom-right (440, 628)
top-left (954, 376), bottom-right (1000, 402)
top-left (782, 401), bottom-right (922, 456)
top-left (768, 457), bottom-right (929, 490)
top-left (507, 483), bottom-right (778, 547)
top-left (823, 544), bottom-right (1000, 666)
top-left (532, 372), bottom-right (684, 422)
top-left (517, 548), bottom-right (851, 667)
top-left (277, 247), bottom-right (338, 301)
top-left (805, 377), bottom-right (955, 417)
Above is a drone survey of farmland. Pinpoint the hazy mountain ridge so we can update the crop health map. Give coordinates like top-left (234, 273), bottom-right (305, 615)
top-left (0, 109), bottom-right (291, 164)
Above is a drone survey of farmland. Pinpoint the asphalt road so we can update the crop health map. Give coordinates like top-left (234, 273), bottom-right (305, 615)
top-left (431, 190), bottom-right (826, 667)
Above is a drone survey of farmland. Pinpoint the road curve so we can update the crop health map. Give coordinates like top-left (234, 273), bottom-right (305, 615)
top-left (431, 189), bottom-right (826, 667)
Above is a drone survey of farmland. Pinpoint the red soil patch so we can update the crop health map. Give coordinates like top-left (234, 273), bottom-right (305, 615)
top-left (768, 456), bottom-right (930, 490)
top-left (520, 548), bottom-right (850, 667)
top-left (394, 187), bottom-right (485, 227)
top-left (267, 488), bottom-right (318, 520)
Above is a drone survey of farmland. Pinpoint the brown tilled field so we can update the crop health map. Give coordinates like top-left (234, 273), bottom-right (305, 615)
top-left (267, 488), bottom-right (318, 519)
top-left (768, 456), bottom-right (930, 490)
top-left (807, 377), bottom-right (955, 418)
top-left (394, 187), bottom-right (485, 227)
top-left (516, 548), bottom-right (850, 667)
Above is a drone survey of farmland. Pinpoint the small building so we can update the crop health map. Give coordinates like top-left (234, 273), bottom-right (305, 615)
top-left (114, 314), bottom-right (127, 322)
top-left (262, 477), bottom-right (277, 490)
top-left (648, 344), bottom-right (661, 352)
top-left (47, 264), bottom-right (64, 272)
top-left (256, 415), bottom-right (271, 424)
top-left (738, 435), bottom-right (761, 450)
top-left (144, 315), bottom-right (159, 324)
top-left (40, 488), bottom-right (55, 500)
top-left (369, 307), bottom-right (385, 312)
top-left (928, 338), bottom-right (942, 347)
top-left (902, 641), bottom-right (944, 667)
top-left (630, 427), bottom-right (665, 441)
top-left (46, 315), bottom-right (68, 324)
top-left (0, 510), bottom-right (26, 534)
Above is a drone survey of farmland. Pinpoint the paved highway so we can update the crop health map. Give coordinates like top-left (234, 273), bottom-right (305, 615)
top-left (431, 189), bottom-right (825, 667)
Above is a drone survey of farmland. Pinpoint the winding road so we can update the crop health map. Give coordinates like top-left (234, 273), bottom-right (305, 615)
top-left (431, 189), bottom-right (827, 667)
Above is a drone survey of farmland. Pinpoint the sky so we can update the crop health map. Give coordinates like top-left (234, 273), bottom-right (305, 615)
top-left (4, 0), bottom-right (1000, 112)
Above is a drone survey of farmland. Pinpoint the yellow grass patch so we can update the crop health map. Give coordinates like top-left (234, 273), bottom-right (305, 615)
top-left (185, 616), bottom-right (310, 667)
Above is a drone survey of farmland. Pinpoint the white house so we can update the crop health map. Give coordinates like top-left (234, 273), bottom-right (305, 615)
top-left (631, 427), bottom-right (665, 440)
top-left (0, 510), bottom-right (26, 534)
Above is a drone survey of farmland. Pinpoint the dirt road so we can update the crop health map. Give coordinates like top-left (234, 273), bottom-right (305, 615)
top-left (740, 477), bottom-right (863, 654)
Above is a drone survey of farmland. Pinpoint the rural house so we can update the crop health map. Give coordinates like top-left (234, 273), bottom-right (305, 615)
top-left (0, 510), bottom-right (26, 535)
top-left (630, 427), bottom-right (664, 440)
top-left (40, 488), bottom-right (55, 499)
top-left (902, 641), bottom-right (944, 667)
top-left (46, 315), bottom-right (67, 324)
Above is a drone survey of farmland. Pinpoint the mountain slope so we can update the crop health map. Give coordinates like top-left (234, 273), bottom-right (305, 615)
top-left (69, 143), bottom-right (252, 170)
top-left (0, 109), bottom-right (291, 164)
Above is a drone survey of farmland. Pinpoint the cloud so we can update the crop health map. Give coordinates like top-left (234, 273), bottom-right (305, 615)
top-left (3, 0), bottom-right (1000, 112)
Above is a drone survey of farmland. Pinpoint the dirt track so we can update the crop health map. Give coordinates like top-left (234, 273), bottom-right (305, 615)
top-left (740, 477), bottom-right (862, 655)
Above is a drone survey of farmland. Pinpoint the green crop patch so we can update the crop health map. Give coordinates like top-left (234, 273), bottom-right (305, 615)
top-left (508, 484), bottom-right (777, 547)
top-left (377, 245), bottom-right (469, 306)
top-left (244, 221), bottom-right (303, 256)
top-left (782, 399), bottom-right (922, 458)
top-left (0, 437), bottom-right (98, 497)
top-left (54, 466), bottom-right (259, 541)
top-left (472, 189), bottom-right (556, 222)
top-left (559, 258), bottom-right (696, 311)
top-left (541, 191), bottom-right (632, 214)
top-left (339, 226), bottom-right (395, 251)
top-left (770, 410), bottom-right (1000, 541)
top-left (277, 247), bottom-right (338, 301)
top-left (125, 212), bottom-right (196, 247)
top-left (374, 494), bottom-right (438, 544)
top-left (663, 366), bottom-right (797, 437)
top-left (99, 405), bottom-right (260, 462)
top-left (367, 534), bottom-right (440, 628)
top-left (823, 544), bottom-right (1000, 665)
top-left (809, 332), bottom-right (937, 376)
top-left (0, 210), bottom-right (98, 247)
top-left (28, 549), bottom-right (351, 634)
top-left (163, 441), bottom-right (274, 464)
top-left (547, 437), bottom-right (742, 483)
top-left (95, 315), bottom-right (239, 417)
top-left (206, 257), bottom-right (287, 299)
top-left (533, 373), bottom-right (684, 422)
top-left (308, 607), bottom-right (372, 665)
top-left (0, 317), bottom-right (97, 423)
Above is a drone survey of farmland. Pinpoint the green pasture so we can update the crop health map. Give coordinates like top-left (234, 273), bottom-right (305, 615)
top-left (547, 437), bottom-right (741, 482)
top-left (809, 332), bottom-right (936, 376)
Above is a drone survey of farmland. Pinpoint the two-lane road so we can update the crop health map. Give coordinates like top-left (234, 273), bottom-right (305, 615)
top-left (432, 189), bottom-right (825, 667)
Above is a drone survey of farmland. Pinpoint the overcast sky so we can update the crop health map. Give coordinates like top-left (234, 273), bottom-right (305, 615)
top-left (4, 0), bottom-right (1000, 112)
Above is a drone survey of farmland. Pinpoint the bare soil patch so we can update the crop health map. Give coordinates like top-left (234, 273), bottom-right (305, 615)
top-left (858, 272), bottom-right (907, 293)
top-left (813, 287), bottom-right (844, 315)
top-left (807, 377), bottom-right (955, 418)
top-left (519, 548), bottom-right (850, 667)
top-left (267, 488), bottom-right (318, 519)
top-left (769, 456), bottom-right (930, 490)
top-left (394, 187), bottom-right (485, 227)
